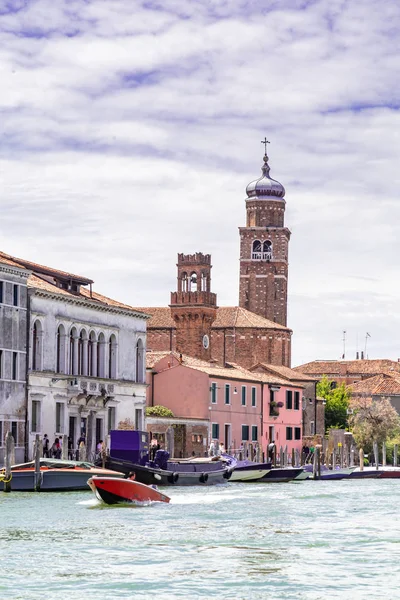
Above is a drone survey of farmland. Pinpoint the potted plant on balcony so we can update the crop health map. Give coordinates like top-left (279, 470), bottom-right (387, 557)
top-left (269, 401), bottom-right (280, 417)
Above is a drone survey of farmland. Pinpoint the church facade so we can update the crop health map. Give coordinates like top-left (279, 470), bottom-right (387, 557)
top-left (136, 149), bottom-right (292, 369)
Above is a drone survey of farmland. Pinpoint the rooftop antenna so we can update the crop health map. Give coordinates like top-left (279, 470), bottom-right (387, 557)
top-left (342, 330), bottom-right (346, 359)
top-left (365, 332), bottom-right (371, 359)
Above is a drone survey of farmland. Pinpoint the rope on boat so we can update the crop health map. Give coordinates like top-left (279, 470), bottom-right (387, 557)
top-left (0, 469), bottom-right (12, 483)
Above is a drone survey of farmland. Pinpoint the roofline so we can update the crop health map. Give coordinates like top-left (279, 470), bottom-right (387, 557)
top-left (0, 253), bottom-right (93, 284)
top-left (29, 287), bottom-right (150, 319)
top-left (0, 261), bottom-right (31, 279)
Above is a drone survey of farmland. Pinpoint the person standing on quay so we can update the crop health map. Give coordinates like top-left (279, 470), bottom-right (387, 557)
top-left (43, 434), bottom-right (50, 458)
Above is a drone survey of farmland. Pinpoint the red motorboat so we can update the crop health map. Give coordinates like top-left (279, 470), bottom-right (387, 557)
top-left (88, 476), bottom-right (171, 505)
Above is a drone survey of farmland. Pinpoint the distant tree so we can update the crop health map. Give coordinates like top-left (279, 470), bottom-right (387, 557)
top-left (145, 405), bottom-right (174, 418)
top-left (316, 375), bottom-right (350, 431)
top-left (348, 397), bottom-right (400, 453)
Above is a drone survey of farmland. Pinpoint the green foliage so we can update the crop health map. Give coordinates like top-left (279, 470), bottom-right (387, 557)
top-left (145, 405), bottom-right (175, 418)
top-left (349, 398), bottom-right (400, 454)
top-left (316, 375), bottom-right (350, 431)
top-left (384, 436), bottom-right (400, 464)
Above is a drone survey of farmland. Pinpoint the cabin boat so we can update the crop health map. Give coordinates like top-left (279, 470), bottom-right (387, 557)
top-left (1, 459), bottom-right (124, 492)
top-left (100, 430), bottom-right (235, 486)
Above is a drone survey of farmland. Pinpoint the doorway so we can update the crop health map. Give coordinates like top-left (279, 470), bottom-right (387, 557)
top-left (95, 418), bottom-right (103, 445)
top-left (69, 416), bottom-right (77, 446)
top-left (224, 424), bottom-right (231, 451)
top-left (268, 425), bottom-right (275, 444)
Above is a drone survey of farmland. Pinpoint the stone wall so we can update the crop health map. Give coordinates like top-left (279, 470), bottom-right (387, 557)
top-left (146, 417), bottom-right (209, 458)
top-left (0, 263), bottom-right (29, 464)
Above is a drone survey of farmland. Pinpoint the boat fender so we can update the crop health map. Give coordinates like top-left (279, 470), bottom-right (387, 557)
top-left (223, 469), bottom-right (233, 480)
top-left (154, 473), bottom-right (162, 481)
top-left (167, 472), bottom-right (179, 484)
top-left (199, 472), bottom-right (209, 484)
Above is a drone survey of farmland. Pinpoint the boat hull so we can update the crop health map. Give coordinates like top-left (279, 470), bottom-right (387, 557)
top-left (1, 460), bottom-right (124, 492)
top-left (350, 467), bottom-right (400, 479)
top-left (301, 466), bottom-right (357, 480)
top-left (102, 456), bottom-right (232, 486)
top-left (88, 476), bottom-right (170, 505)
top-left (257, 467), bottom-right (305, 483)
top-left (229, 468), bottom-right (270, 482)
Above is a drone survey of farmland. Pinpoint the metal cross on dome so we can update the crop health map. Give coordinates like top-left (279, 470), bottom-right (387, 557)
top-left (261, 137), bottom-right (270, 155)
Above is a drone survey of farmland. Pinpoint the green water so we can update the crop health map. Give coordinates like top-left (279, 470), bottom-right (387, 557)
top-left (1, 479), bottom-right (400, 599)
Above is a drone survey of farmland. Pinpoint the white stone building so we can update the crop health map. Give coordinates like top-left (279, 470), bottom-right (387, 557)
top-left (0, 255), bottom-right (29, 464)
top-left (0, 252), bottom-right (148, 461)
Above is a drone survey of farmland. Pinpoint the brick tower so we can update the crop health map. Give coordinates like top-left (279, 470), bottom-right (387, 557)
top-left (170, 253), bottom-right (217, 361)
top-left (239, 142), bottom-right (291, 326)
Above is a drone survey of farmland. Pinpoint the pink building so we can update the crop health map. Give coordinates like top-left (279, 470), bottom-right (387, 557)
top-left (146, 352), bottom-right (303, 458)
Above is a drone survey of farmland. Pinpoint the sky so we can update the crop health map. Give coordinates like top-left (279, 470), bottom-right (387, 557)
top-left (1, 0), bottom-right (400, 366)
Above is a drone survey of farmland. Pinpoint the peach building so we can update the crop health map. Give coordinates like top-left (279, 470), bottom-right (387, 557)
top-left (147, 352), bottom-right (303, 458)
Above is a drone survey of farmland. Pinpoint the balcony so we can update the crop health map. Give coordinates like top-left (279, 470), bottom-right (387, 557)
top-left (252, 252), bottom-right (272, 261)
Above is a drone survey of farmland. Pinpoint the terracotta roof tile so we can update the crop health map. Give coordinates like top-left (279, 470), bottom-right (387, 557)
top-left (252, 363), bottom-right (316, 382)
top-left (134, 307), bottom-right (175, 328)
top-left (136, 305), bottom-right (291, 331)
top-left (0, 251), bottom-right (93, 284)
top-left (28, 274), bottom-right (148, 317)
top-left (147, 352), bottom-right (297, 385)
top-left (294, 359), bottom-right (400, 376)
top-left (349, 373), bottom-right (400, 396)
top-left (213, 306), bottom-right (290, 330)
top-left (0, 254), bottom-right (28, 269)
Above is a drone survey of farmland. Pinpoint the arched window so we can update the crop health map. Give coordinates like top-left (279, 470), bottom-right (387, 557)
top-left (108, 334), bottom-right (117, 379)
top-left (97, 332), bottom-right (106, 378)
top-left (88, 330), bottom-right (97, 377)
top-left (69, 327), bottom-right (78, 375)
top-left (78, 331), bottom-right (84, 375)
top-left (263, 240), bottom-right (272, 260)
top-left (32, 320), bottom-right (43, 371)
top-left (56, 324), bottom-right (66, 373)
top-left (136, 338), bottom-right (145, 383)
top-left (201, 272), bottom-right (208, 292)
top-left (190, 272), bottom-right (197, 292)
top-left (181, 272), bottom-right (188, 292)
top-left (252, 240), bottom-right (262, 260)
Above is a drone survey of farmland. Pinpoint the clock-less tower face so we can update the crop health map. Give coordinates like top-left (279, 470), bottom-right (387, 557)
top-left (170, 252), bottom-right (217, 361)
top-left (239, 152), bottom-right (290, 327)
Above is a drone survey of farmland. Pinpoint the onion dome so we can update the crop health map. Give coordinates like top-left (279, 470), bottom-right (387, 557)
top-left (246, 154), bottom-right (285, 199)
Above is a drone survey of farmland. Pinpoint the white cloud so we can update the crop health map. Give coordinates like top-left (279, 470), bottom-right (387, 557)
top-left (1, 0), bottom-right (400, 365)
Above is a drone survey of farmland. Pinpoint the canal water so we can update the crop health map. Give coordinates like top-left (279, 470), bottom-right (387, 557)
top-left (1, 479), bottom-right (399, 599)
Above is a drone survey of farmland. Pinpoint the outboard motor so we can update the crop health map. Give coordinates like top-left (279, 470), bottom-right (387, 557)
top-left (154, 449), bottom-right (170, 470)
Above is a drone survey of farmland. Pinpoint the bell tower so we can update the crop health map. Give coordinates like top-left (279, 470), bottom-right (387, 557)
top-left (170, 253), bottom-right (217, 361)
top-left (239, 141), bottom-right (291, 326)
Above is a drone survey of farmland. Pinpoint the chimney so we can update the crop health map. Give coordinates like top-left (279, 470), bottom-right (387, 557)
top-left (356, 351), bottom-right (359, 360)
top-left (361, 351), bottom-right (364, 360)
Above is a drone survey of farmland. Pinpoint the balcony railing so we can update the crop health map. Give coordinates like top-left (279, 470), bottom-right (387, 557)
top-left (252, 252), bottom-right (272, 261)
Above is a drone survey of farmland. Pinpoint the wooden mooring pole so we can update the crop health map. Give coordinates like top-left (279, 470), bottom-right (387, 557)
top-left (313, 447), bottom-right (321, 480)
top-left (394, 444), bottom-right (398, 467)
top-left (34, 434), bottom-right (41, 492)
top-left (373, 441), bottom-right (379, 470)
top-left (62, 434), bottom-right (68, 460)
top-left (4, 432), bottom-right (15, 493)
top-left (382, 442), bottom-right (386, 467)
top-left (359, 448), bottom-right (364, 471)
